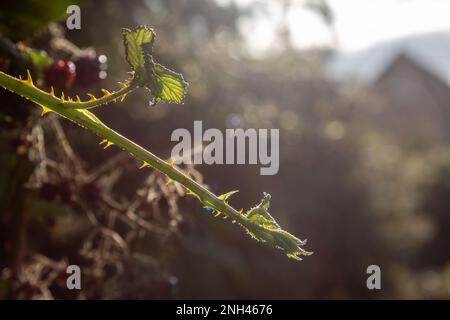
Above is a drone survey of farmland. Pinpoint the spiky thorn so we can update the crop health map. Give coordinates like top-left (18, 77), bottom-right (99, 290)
top-left (39, 105), bottom-right (52, 116)
top-left (104, 141), bottom-right (114, 149)
top-left (120, 93), bottom-right (128, 102)
top-left (139, 161), bottom-right (151, 169)
top-left (22, 70), bottom-right (35, 87)
top-left (185, 190), bottom-right (200, 200)
top-left (114, 82), bottom-right (128, 102)
top-left (184, 172), bottom-right (192, 179)
top-left (121, 94), bottom-right (128, 102)
top-left (101, 89), bottom-right (111, 97)
top-left (117, 81), bottom-right (128, 89)
top-left (99, 139), bottom-right (114, 149)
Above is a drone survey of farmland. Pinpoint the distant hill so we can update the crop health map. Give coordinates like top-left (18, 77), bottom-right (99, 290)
top-left (327, 30), bottom-right (450, 85)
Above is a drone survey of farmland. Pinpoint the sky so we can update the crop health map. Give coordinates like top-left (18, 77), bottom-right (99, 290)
top-left (217, 0), bottom-right (450, 54)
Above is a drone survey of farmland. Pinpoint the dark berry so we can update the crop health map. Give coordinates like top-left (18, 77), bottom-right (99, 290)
top-left (74, 55), bottom-right (107, 88)
top-left (43, 60), bottom-right (75, 90)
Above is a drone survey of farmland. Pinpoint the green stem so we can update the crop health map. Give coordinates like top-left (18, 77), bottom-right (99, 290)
top-left (72, 106), bottom-right (247, 225)
top-left (0, 70), bottom-right (312, 260)
top-left (3, 70), bottom-right (135, 110)
top-left (0, 71), bottom-right (246, 224)
top-left (62, 84), bottom-right (136, 109)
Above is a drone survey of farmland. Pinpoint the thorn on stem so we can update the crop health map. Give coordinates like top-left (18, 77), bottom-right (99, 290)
top-left (101, 88), bottom-right (111, 97)
top-left (40, 105), bottom-right (52, 116)
top-left (139, 161), bottom-right (151, 169)
top-left (24, 70), bottom-right (34, 87)
top-left (99, 139), bottom-right (114, 149)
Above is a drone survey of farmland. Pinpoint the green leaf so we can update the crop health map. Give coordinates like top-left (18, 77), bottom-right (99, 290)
top-left (146, 63), bottom-right (188, 104)
top-left (122, 25), bottom-right (155, 71)
top-left (260, 192), bottom-right (271, 211)
top-left (240, 192), bottom-right (312, 260)
top-left (246, 192), bottom-right (277, 225)
top-left (248, 213), bottom-right (279, 230)
top-left (121, 25), bottom-right (188, 104)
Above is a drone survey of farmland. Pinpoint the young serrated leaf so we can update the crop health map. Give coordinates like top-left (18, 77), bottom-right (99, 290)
top-left (146, 63), bottom-right (188, 104)
top-left (248, 213), bottom-right (279, 230)
top-left (246, 192), bottom-right (277, 225)
top-left (122, 25), bottom-right (155, 71)
top-left (260, 192), bottom-right (271, 211)
top-left (121, 25), bottom-right (188, 104)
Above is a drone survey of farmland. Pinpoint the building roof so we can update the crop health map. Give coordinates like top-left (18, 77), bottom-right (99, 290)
top-left (327, 30), bottom-right (450, 85)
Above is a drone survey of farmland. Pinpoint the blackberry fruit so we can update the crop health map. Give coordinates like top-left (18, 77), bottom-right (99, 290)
top-left (74, 55), bottom-right (107, 88)
top-left (43, 60), bottom-right (76, 90)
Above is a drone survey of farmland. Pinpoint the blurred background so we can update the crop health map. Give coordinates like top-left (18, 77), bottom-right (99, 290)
top-left (1, 0), bottom-right (450, 299)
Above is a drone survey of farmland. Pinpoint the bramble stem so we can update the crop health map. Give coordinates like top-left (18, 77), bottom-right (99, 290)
top-left (0, 71), bottom-right (248, 225)
top-left (63, 84), bottom-right (136, 109)
top-left (0, 70), bottom-right (312, 260)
